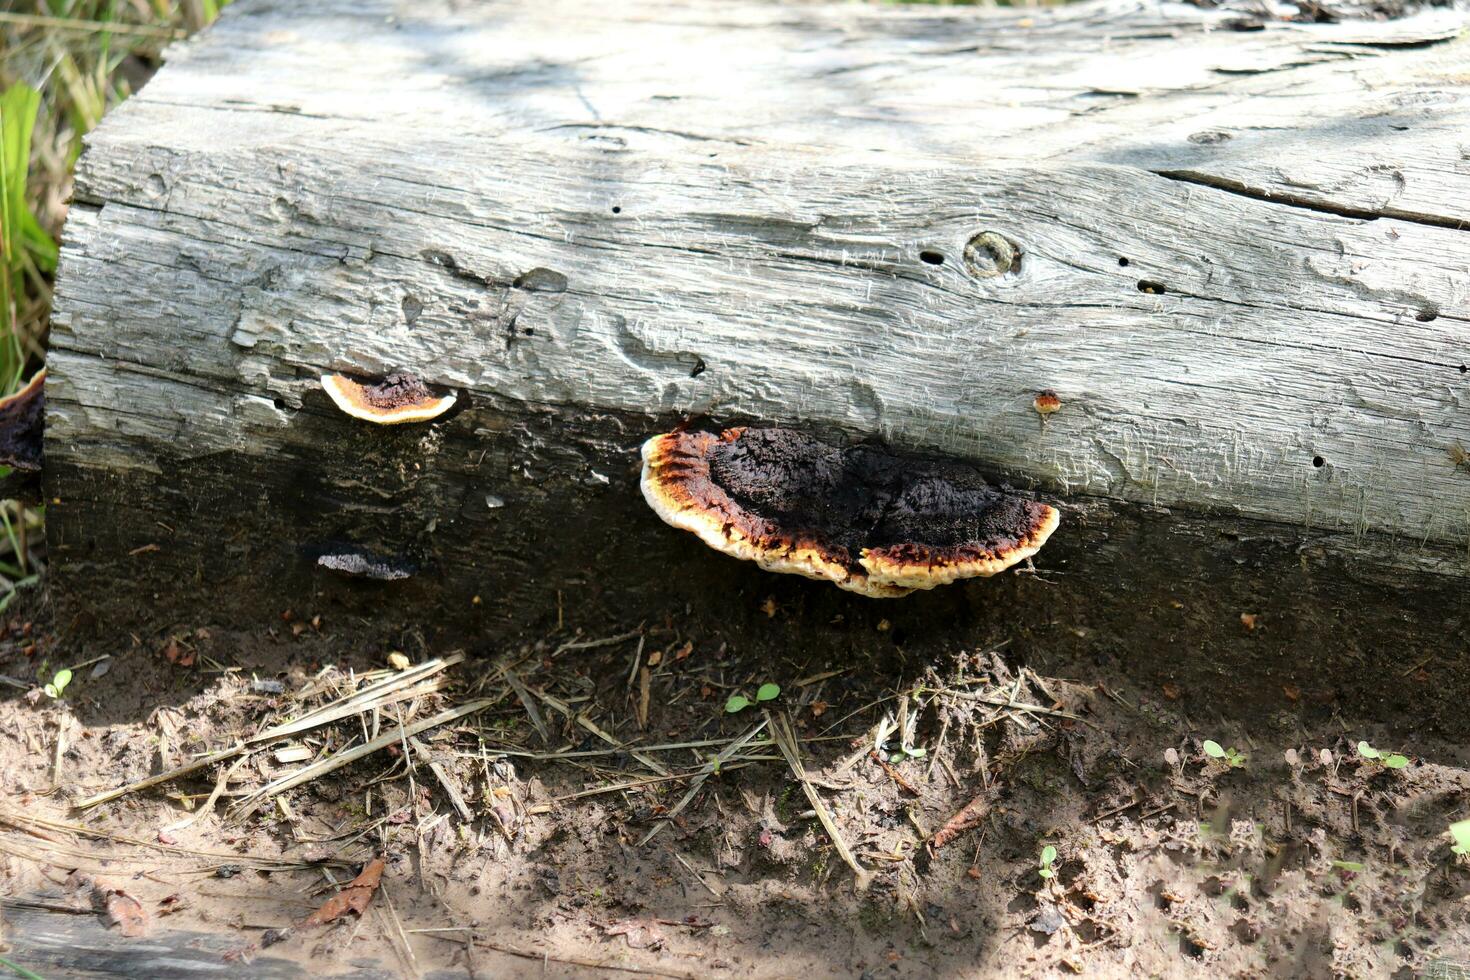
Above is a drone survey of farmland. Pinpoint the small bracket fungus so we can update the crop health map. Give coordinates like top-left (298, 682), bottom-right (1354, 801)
top-left (640, 427), bottom-right (1059, 598)
top-left (0, 369), bottom-right (45, 472)
top-left (321, 371), bottom-right (456, 424)
top-left (1033, 389), bottom-right (1062, 419)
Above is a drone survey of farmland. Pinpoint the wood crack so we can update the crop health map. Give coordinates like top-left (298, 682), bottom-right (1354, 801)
top-left (1151, 169), bottom-right (1469, 232)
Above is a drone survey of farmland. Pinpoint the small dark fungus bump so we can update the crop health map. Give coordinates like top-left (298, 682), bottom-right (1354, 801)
top-left (316, 548), bottom-right (417, 581)
top-left (0, 369), bottom-right (45, 472)
top-left (321, 371), bottom-right (456, 424)
top-left (640, 427), bottom-right (1059, 598)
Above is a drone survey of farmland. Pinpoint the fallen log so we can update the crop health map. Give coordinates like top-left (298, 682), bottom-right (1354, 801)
top-left (44, 0), bottom-right (1470, 692)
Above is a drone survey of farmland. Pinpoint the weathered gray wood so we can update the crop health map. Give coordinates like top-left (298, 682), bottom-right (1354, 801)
top-left (43, 0), bottom-right (1470, 634)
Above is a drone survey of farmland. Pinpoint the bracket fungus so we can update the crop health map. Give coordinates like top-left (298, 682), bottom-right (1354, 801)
top-left (0, 369), bottom-right (45, 472)
top-left (321, 371), bottom-right (456, 424)
top-left (640, 427), bottom-right (1059, 598)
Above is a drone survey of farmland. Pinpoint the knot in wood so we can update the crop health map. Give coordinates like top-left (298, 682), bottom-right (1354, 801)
top-left (962, 232), bottom-right (1019, 278)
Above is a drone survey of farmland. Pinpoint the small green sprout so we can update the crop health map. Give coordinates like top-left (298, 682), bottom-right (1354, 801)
top-left (888, 745), bottom-right (927, 764)
top-left (1356, 741), bottom-right (1409, 769)
top-left (1038, 844), bottom-right (1059, 880)
top-left (1449, 819), bottom-right (1470, 857)
top-left (1331, 859), bottom-right (1365, 873)
top-left (725, 683), bottom-right (782, 714)
top-left (43, 668), bottom-right (72, 700)
top-left (1202, 740), bottom-right (1246, 768)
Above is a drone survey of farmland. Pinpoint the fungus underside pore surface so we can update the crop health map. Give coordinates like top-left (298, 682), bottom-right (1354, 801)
top-left (653, 428), bottom-right (1055, 579)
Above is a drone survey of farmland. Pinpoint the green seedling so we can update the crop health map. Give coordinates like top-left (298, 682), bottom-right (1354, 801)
top-left (1038, 845), bottom-right (1058, 880)
top-left (1331, 859), bottom-right (1365, 873)
top-left (1356, 741), bottom-right (1409, 769)
top-left (725, 682), bottom-right (782, 714)
top-left (43, 668), bottom-right (72, 700)
top-left (1202, 740), bottom-right (1246, 767)
top-left (1449, 819), bottom-right (1470, 857)
top-left (888, 745), bottom-right (927, 764)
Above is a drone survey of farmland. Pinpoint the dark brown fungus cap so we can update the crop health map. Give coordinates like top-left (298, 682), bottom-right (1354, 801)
top-left (317, 549), bottom-right (417, 581)
top-left (640, 427), bottom-right (1059, 598)
top-left (321, 371), bottom-right (456, 424)
top-left (0, 369), bottom-right (45, 472)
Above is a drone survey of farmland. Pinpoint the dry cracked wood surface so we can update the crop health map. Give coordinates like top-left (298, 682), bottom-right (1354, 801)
top-left (45, 0), bottom-right (1470, 617)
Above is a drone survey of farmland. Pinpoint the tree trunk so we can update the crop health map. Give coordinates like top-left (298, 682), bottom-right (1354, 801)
top-left (45, 0), bottom-right (1470, 648)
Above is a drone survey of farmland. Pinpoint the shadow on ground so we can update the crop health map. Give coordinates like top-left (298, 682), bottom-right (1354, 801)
top-left (4, 543), bottom-right (1470, 977)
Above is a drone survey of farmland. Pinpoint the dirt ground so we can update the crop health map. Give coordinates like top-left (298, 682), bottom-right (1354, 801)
top-left (2, 577), bottom-right (1470, 980)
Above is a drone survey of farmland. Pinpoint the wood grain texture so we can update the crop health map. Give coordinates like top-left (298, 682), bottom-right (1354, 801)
top-left (43, 0), bottom-right (1470, 633)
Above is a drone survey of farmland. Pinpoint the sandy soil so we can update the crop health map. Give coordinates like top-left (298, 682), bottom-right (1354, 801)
top-left (2, 583), bottom-right (1470, 979)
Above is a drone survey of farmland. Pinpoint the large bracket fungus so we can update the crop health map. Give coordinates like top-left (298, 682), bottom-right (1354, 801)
top-left (640, 427), bottom-right (1059, 598)
top-left (321, 371), bottom-right (456, 425)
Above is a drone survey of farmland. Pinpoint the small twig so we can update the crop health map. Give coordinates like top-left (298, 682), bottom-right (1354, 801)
top-left (550, 629), bottom-right (642, 658)
top-left (233, 699), bottom-right (496, 817)
top-left (162, 756), bottom-right (251, 833)
top-left (767, 711), bottom-right (870, 890)
top-left (503, 669), bottom-right (550, 745)
top-left (638, 720), bottom-right (767, 846)
top-left (409, 738), bottom-right (474, 823)
top-left (530, 687), bottom-right (669, 776)
top-left (931, 782), bottom-right (1000, 850)
top-left (471, 937), bottom-right (699, 979)
top-left (668, 848), bottom-right (721, 898)
top-left (75, 744), bottom-right (244, 810)
top-left (870, 751), bottom-right (920, 796)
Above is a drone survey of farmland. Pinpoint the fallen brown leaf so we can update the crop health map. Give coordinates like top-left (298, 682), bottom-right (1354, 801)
top-left (160, 636), bottom-right (195, 667)
top-left (302, 857), bottom-right (385, 927)
top-left (97, 885), bottom-right (149, 937)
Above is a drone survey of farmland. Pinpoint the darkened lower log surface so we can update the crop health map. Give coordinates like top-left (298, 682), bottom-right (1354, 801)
top-left (44, 392), bottom-right (1470, 736)
top-left (0, 900), bottom-right (445, 978)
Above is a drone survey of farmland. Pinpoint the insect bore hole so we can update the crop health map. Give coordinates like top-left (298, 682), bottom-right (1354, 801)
top-left (1312, 455), bottom-right (1325, 468)
top-left (919, 250), bottom-right (945, 266)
